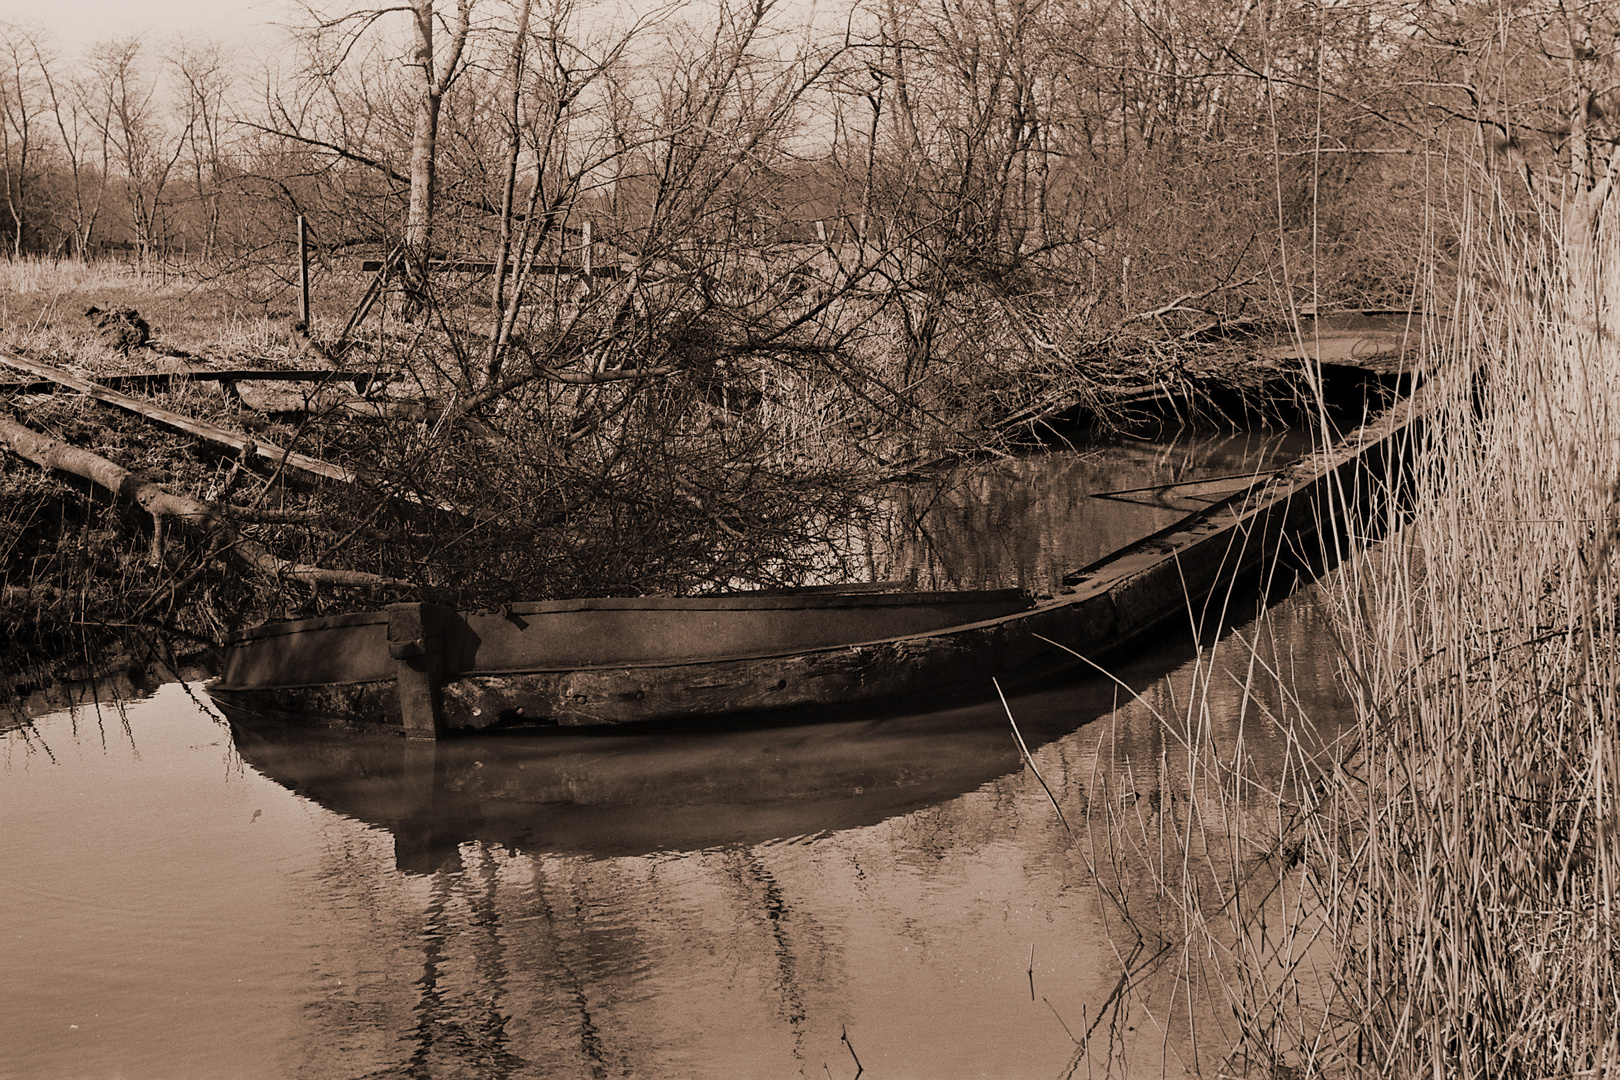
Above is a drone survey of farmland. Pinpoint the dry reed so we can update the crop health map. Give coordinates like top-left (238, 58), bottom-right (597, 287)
top-left (1085, 185), bottom-right (1620, 1077)
top-left (1311, 187), bottom-right (1620, 1075)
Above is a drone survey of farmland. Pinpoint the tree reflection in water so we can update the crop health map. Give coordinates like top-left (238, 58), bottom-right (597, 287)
top-left (829, 429), bottom-right (1311, 593)
top-left (3, 428), bottom-right (1351, 1079)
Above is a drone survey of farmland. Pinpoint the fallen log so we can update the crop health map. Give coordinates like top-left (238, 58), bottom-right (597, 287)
top-left (0, 350), bottom-right (482, 518)
top-left (0, 409), bottom-right (405, 590)
top-left (0, 349), bottom-right (355, 484)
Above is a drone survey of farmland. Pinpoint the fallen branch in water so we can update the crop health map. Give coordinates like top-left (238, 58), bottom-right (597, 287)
top-left (0, 410), bottom-right (405, 589)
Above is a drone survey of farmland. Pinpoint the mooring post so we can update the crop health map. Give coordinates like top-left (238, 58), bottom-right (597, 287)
top-left (387, 602), bottom-right (450, 740)
top-left (296, 215), bottom-right (311, 330)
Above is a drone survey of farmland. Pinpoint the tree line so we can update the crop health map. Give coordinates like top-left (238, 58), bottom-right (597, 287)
top-left (5, 1), bottom-right (1610, 316)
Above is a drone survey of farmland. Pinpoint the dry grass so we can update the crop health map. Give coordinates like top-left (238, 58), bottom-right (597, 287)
top-left (1312, 189), bottom-right (1620, 1074)
top-left (0, 256), bottom-right (163, 297)
top-left (1086, 186), bottom-right (1620, 1075)
top-left (0, 257), bottom-right (323, 365)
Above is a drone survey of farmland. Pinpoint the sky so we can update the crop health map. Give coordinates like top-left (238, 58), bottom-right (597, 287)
top-left (5, 0), bottom-right (303, 55)
top-left (6, 0), bottom-right (837, 58)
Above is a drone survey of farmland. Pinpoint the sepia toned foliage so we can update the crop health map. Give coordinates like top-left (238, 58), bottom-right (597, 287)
top-left (4, 0), bottom-right (1614, 635)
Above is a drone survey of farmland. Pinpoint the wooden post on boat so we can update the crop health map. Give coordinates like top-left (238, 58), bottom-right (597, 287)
top-left (387, 602), bottom-right (452, 739)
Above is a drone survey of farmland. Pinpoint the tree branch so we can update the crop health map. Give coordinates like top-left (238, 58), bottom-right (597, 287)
top-left (0, 410), bottom-right (406, 589)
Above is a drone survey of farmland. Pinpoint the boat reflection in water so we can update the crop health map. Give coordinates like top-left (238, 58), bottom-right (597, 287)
top-left (218, 635), bottom-right (1202, 870)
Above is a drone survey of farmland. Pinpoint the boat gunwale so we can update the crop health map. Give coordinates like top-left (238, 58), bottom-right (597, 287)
top-left (217, 384), bottom-right (1424, 699)
top-left (225, 587), bottom-right (1036, 643)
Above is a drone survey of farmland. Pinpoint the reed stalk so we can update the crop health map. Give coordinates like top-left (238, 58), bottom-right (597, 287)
top-left (1089, 177), bottom-right (1620, 1076)
top-left (1313, 182), bottom-right (1620, 1075)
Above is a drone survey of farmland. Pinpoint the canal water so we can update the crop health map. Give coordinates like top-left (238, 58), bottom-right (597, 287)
top-left (1, 429), bottom-right (1350, 1080)
top-left (846, 426), bottom-right (1317, 593)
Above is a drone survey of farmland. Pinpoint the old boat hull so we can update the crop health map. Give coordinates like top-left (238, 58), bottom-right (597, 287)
top-left (211, 389), bottom-right (1420, 736)
top-left (213, 588), bottom-right (1038, 733)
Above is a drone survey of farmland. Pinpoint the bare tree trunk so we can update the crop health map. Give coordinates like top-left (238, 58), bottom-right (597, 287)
top-left (402, 0), bottom-right (473, 315)
top-left (42, 44), bottom-right (111, 257)
top-left (174, 42), bottom-right (229, 263)
top-left (487, 0), bottom-right (533, 383)
top-left (0, 33), bottom-right (44, 257)
top-left (404, 0), bottom-right (439, 256)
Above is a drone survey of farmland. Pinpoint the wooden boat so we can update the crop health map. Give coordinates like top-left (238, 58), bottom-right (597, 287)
top-left (211, 384), bottom-right (1424, 738)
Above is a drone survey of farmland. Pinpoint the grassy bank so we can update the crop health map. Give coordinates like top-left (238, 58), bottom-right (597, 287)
top-left (1091, 189), bottom-right (1620, 1073)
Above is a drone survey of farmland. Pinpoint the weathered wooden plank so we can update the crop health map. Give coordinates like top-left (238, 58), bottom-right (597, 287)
top-left (388, 603), bottom-right (453, 740)
top-left (217, 589), bottom-right (1037, 690)
top-left (0, 350), bottom-right (357, 484)
top-left (0, 367), bottom-right (384, 394)
top-left (1257, 330), bottom-right (1418, 367)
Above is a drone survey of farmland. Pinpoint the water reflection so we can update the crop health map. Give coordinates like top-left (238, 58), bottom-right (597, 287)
top-left (0, 588), bottom-right (1350, 1079)
top-left (3, 653), bottom-right (216, 735)
top-left (855, 429), bottom-right (1311, 592)
top-left (223, 636), bottom-right (1211, 870)
top-left (2, 669), bottom-right (159, 733)
top-left (2, 425), bottom-right (1352, 1079)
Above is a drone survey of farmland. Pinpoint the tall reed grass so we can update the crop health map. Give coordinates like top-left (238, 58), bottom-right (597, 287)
top-left (1089, 189), bottom-right (1620, 1076)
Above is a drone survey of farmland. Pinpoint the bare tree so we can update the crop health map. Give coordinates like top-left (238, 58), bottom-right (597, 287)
top-left (83, 38), bottom-right (192, 262)
top-left (36, 35), bottom-right (111, 256)
top-left (487, 0), bottom-right (533, 359)
top-left (279, 0), bottom-right (477, 307)
top-left (171, 40), bottom-right (234, 261)
top-left (0, 25), bottom-right (50, 256)
top-left (867, 0), bottom-right (1059, 378)
top-left (403, 0), bottom-right (474, 264)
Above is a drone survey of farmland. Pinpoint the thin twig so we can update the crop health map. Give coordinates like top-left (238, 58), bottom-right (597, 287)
top-left (840, 1025), bottom-right (862, 1080)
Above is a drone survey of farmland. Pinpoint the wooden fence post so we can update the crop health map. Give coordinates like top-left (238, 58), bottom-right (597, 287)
top-left (296, 215), bottom-right (312, 330)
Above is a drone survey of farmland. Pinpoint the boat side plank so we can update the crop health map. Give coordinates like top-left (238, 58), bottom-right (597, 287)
top-left (211, 377), bottom-right (1424, 732)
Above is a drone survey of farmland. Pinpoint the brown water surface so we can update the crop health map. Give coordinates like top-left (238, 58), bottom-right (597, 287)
top-left (2, 431), bottom-right (1345, 1079)
top-left (848, 428), bottom-right (1314, 592)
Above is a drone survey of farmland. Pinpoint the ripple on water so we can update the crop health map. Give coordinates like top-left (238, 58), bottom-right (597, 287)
top-left (3, 435), bottom-right (1351, 1078)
